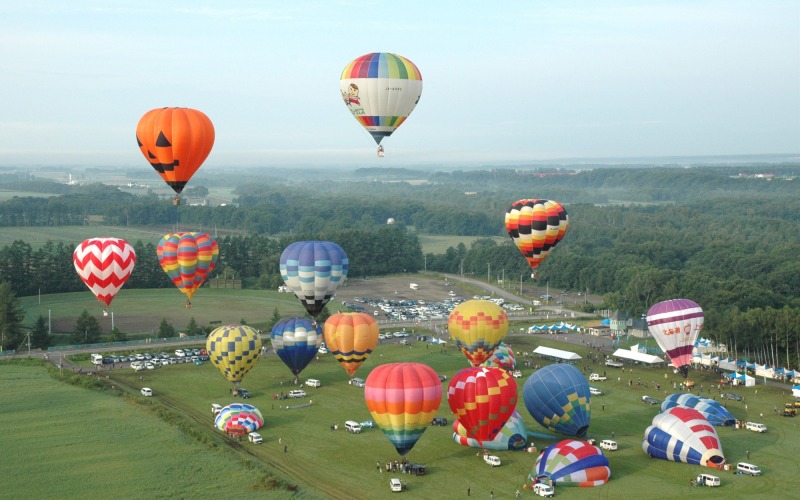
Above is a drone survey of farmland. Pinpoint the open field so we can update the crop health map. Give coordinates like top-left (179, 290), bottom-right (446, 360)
top-left (415, 234), bottom-right (506, 254)
top-left (3, 333), bottom-right (799, 498)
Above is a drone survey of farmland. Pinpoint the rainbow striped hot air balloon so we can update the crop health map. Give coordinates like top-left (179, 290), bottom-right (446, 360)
top-left (340, 52), bottom-right (422, 156)
top-left (365, 363), bottom-right (442, 456)
top-left (323, 312), bottom-right (379, 378)
top-left (157, 232), bottom-right (218, 307)
top-left (448, 300), bottom-right (509, 367)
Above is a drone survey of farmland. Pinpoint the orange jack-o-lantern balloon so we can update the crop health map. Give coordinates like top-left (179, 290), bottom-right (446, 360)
top-left (136, 107), bottom-right (215, 195)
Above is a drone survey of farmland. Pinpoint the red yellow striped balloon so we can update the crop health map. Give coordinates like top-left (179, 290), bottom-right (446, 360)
top-left (73, 238), bottom-right (136, 307)
top-left (505, 199), bottom-right (569, 278)
top-left (365, 362), bottom-right (442, 456)
top-left (323, 312), bottom-right (379, 377)
top-left (447, 300), bottom-right (509, 366)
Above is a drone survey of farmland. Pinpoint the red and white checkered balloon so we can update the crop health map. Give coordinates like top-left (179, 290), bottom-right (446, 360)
top-left (73, 238), bottom-right (136, 306)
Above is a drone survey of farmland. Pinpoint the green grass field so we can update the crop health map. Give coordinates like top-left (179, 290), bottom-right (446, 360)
top-left (2, 326), bottom-right (798, 499)
top-left (415, 234), bottom-right (507, 254)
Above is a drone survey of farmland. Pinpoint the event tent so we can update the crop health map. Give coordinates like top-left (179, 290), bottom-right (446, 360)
top-left (611, 348), bottom-right (665, 366)
top-left (532, 346), bottom-right (581, 362)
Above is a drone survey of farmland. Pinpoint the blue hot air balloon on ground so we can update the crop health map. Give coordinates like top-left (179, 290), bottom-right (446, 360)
top-left (661, 393), bottom-right (735, 426)
top-left (279, 241), bottom-right (348, 320)
top-left (523, 364), bottom-right (591, 437)
top-left (271, 317), bottom-right (322, 383)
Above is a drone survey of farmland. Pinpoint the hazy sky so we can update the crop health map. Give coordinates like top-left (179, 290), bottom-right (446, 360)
top-left (1, 1), bottom-right (798, 169)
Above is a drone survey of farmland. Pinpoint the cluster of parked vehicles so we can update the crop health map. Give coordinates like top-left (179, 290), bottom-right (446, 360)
top-left (90, 348), bottom-right (210, 371)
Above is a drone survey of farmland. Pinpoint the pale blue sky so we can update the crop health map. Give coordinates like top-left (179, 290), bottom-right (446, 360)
top-left (0, 1), bottom-right (797, 168)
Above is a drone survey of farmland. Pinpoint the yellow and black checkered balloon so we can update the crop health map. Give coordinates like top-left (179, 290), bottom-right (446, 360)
top-left (207, 324), bottom-right (262, 384)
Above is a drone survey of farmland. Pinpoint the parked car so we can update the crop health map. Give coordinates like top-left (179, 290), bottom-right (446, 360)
top-left (483, 454), bottom-right (501, 467)
top-left (350, 378), bottom-right (366, 388)
top-left (248, 432), bottom-right (263, 444)
top-left (431, 417), bottom-right (448, 426)
top-left (745, 422), bottom-right (767, 433)
top-left (288, 389), bottom-right (307, 399)
top-left (642, 395), bottom-right (658, 405)
top-left (600, 439), bottom-right (618, 451)
top-left (724, 393), bottom-right (743, 401)
top-left (589, 373), bottom-right (607, 381)
top-left (511, 370), bottom-right (523, 378)
top-left (438, 374), bottom-right (448, 382)
top-left (533, 483), bottom-right (555, 497)
top-left (360, 420), bottom-right (376, 429)
top-left (605, 360), bottom-right (623, 368)
top-left (345, 421), bottom-right (362, 433)
top-left (590, 387), bottom-right (603, 396)
top-left (175, 349), bottom-right (186, 358)
top-left (236, 388), bottom-right (252, 399)
top-left (390, 478), bottom-right (403, 492)
top-left (141, 387), bottom-right (153, 396)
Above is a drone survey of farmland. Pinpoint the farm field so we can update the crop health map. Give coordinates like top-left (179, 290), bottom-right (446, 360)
top-left (3, 330), bottom-right (798, 498)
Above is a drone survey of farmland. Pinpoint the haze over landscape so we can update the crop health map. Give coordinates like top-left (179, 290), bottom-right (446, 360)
top-left (1, 1), bottom-right (797, 168)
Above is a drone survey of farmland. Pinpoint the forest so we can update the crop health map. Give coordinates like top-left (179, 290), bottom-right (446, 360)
top-left (0, 163), bottom-right (798, 368)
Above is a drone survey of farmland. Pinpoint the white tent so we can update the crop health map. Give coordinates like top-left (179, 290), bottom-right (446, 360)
top-left (793, 385), bottom-right (800, 398)
top-left (532, 346), bottom-right (581, 362)
top-left (612, 348), bottom-right (665, 366)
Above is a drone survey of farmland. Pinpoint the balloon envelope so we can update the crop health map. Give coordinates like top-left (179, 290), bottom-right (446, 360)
top-left (661, 393), bottom-right (735, 426)
top-left (530, 439), bottom-right (611, 487)
top-left (643, 406), bottom-right (725, 467)
top-left (447, 367), bottom-right (518, 444)
top-left (73, 238), bottom-right (136, 307)
top-left (453, 410), bottom-right (528, 451)
top-left (523, 364), bottom-right (591, 437)
top-left (136, 107), bottom-right (214, 195)
top-left (448, 300), bottom-right (509, 366)
top-left (214, 403), bottom-right (264, 433)
top-left (206, 325), bottom-right (262, 385)
top-left (157, 232), bottom-right (219, 302)
top-left (481, 341), bottom-right (516, 371)
top-left (646, 299), bottom-right (704, 378)
top-left (340, 52), bottom-right (422, 146)
top-left (364, 362), bottom-right (442, 456)
top-left (505, 199), bottom-right (569, 277)
top-left (279, 241), bottom-right (349, 318)
top-left (323, 312), bottom-right (379, 377)
top-left (271, 318), bottom-right (322, 377)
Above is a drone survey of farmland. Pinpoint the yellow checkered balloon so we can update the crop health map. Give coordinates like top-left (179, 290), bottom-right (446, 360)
top-left (207, 325), bottom-right (262, 384)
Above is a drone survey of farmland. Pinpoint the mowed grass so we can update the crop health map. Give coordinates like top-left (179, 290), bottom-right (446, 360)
top-left (0, 362), bottom-right (263, 497)
top-left (4, 330), bottom-right (799, 499)
top-left (415, 234), bottom-right (507, 254)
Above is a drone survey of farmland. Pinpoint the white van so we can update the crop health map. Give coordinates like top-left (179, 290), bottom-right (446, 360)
top-left (533, 483), bottom-right (555, 497)
top-left (745, 422), bottom-right (767, 433)
top-left (600, 440), bottom-right (618, 451)
top-left (390, 478), bottom-right (403, 492)
top-left (737, 462), bottom-right (762, 476)
top-left (305, 378), bottom-right (322, 388)
top-left (211, 403), bottom-right (222, 415)
top-left (91, 353), bottom-right (104, 365)
top-left (345, 421), bottom-right (362, 433)
top-left (248, 432), bottom-right (263, 444)
top-left (696, 473), bottom-right (720, 486)
top-left (141, 388), bottom-right (153, 396)
top-left (483, 455), bottom-right (501, 467)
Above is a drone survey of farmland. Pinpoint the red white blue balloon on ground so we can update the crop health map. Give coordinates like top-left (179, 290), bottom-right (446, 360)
top-left (661, 393), bottom-right (735, 426)
top-left (214, 403), bottom-right (264, 433)
top-left (642, 406), bottom-right (725, 467)
top-left (530, 439), bottom-right (611, 487)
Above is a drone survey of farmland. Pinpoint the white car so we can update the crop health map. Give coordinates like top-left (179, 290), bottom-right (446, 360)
top-left (175, 349), bottom-right (186, 358)
top-left (288, 390), bottom-right (307, 399)
top-left (533, 483), bottom-right (554, 497)
top-left (318, 347), bottom-right (329, 354)
top-left (483, 455), bottom-right (501, 467)
top-left (600, 439), bottom-right (618, 451)
top-left (590, 387), bottom-right (603, 396)
top-left (141, 388), bottom-right (153, 396)
top-left (390, 478), bottom-right (403, 492)
top-left (589, 373), bottom-right (607, 381)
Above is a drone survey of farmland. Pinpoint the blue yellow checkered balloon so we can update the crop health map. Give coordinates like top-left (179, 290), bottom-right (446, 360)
top-left (207, 324), bottom-right (262, 384)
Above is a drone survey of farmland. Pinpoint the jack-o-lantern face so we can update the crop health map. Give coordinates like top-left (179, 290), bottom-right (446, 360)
top-left (136, 107), bottom-right (214, 194)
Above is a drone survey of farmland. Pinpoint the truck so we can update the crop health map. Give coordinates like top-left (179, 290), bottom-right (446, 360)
top-left (589, 373), bottom-right (606, 381)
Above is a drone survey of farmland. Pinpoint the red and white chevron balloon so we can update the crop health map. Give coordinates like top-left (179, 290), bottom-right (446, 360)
top-left (73, 238), bottom-right (136, 307)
